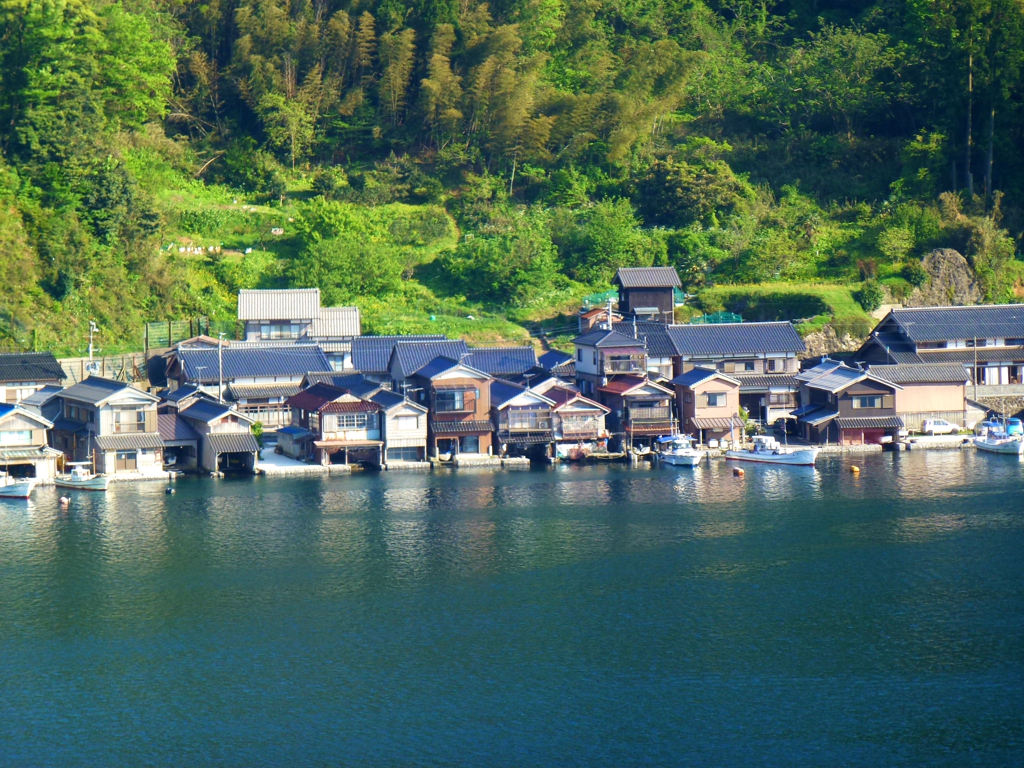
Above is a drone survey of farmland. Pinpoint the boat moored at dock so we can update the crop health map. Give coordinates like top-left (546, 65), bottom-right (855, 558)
top-left (54, 462), bottom-right (110, 491)
top-left (725, 434), bottom-right (820, 466)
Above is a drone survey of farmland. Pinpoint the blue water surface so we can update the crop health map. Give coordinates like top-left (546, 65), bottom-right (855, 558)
top-left (1, 449), bottom-right (1022, 767)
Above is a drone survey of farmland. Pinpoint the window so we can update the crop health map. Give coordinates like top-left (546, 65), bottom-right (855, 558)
top-left (768, 392), bottom-right (793, 406)
top-left (705, 392), bottom-right (726, 407)
top-left (0, 429), bottom-right (31, 446)
top-left (260, 323), bottom-right (302, 340)
top-left (766, 359), bottom-right (779, 372)
top-left (435, 390), bottom-right (470, 412)
top-left (394, 415), bottom-right (419, 430)
top-left (337, 413), bottom-right (368, 429)
top-left (851, 395), bottom-right (882, 409)
top-left (388, 446), bottom-right (421, 462)
top-left (577, 348), bottom-right (583, 361)
top-left (740, 361), bottom-right (755, 372)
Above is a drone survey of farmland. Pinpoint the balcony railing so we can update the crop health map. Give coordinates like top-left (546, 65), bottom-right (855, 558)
top-left (605, 361), bottom-right (646, 374)
top-left (504, 416), bottom-right (553, 432)
top-left (625, 406), bottom-right (673, 422)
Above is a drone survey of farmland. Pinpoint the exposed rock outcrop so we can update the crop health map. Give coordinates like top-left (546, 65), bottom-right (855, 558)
top-left (907, 248), bottom-right (982, 306)
top-left (802, 325), bottom-right (863, 359)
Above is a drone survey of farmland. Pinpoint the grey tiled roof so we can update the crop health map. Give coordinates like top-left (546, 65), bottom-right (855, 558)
top-left (60, 376), bottom-right (155, 406)
top-left (307, 306), bottom-right (361, 338)
top-left (613, 321), bottom-right (677, 357)
top-left (158, 413), bottom-right (200, 442)
top-left (464, 347), bottom-right (537, 376)
top-left (205, 432), bottom-right (260, 454)
top-left (351, 335), bottom-right (448, 374)
top-left (538, 350), bottom-right (574, 370)
top-left (227, 382), bottom-right (302, 400)
top-left (671, 367), bottom-right (732, 388)
top-left (733, 374), bottom-right (799, 391)
top-left (614, 267), bottom-right (682, 289)
top-left (835, 416), bottom-right (904, 429)
top-left (888, 305), bottom-right (1024, 342)
top-left (237, 288), bottom-right (320, 321)
top-left (178, 345), bottom-right (332, 383)
top-left (803, 366), bottom-right (866, 393)
top-left (0, 352), bottom-right (66, 383)
top-left (391, 341), bottom-right (469, 379)
top-left (94, 433), bottom-right (165, 450)
top-left (179, 398), bottom-right (234, 423)
top-left (667, 322), bottom-right (805, 357)
top-left (572, 328), bottom-right (646, 348)
top-left (867, 364), bottom-right (969, 385)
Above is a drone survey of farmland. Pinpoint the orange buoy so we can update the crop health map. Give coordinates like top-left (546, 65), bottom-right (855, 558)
top-left (733, 467), bottom-right (745, 477)
top-left (850, 465), bottom-right (861, 473)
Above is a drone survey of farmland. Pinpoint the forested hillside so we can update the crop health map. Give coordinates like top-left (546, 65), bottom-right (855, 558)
top-left (1, 0), bottom-right (1022, 354)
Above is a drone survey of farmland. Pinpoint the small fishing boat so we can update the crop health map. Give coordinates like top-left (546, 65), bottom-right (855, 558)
top-left (0, 471), bottom-right (36, 498)
top-left (54, 462), bottom-right (110, 491)
top-left (974, 431), bottom-right (1024, 456)
top-left (725, 434), bottom-right (819, 466)
top-left (656, 435), bottom-right (703, 467)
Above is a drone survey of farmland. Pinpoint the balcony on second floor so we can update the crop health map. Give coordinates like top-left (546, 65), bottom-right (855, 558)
top-left (602, 354), bottom-right (647, 375)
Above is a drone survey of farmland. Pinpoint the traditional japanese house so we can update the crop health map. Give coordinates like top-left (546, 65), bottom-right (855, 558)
top-left (370, 389), bottom-right (429, 468)
top-left (597, 376), bottom-right (677, 446)
top-left (285, 383), bottom-right (383, 466)
top-left (490, 380), bottom-right (556, 459)
top-left (865, 363), bottom-right (971, 432)
top-left (613, 267), bottom-right (681, 322)
top-left (0, 352), bottom-right (66, 404)
top-left (464, 347), bottom-right (538, 379)
top-left (665, 321), bottom-right (804, 426)
top-left (0, 403), bottom-right (62, 483)
top-left (572, 327), bottom-right (649, 397)
top-left (793, 360), bottom-right (904, 445)
top-left (388, 339), bottom-right (470, 394)
top-left (50, 376), bottom-right (164, 476)
top-left (854, 304), bottom-right (1024, 399)
top-left (670, 367), bottom-right (743, 445)
top-left (177, 397), bottom-right (259, 473)
top-left (407, 357), bottom-right (494, 459)
top-left (545, 386), bottom-right (611, 459)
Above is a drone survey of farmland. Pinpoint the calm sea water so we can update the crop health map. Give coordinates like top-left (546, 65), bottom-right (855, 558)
top-left (1, 449), bottom-right (1023, 767)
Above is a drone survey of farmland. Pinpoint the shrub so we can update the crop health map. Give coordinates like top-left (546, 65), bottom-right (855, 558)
top-left (853, 279), bottom-right (885, 312)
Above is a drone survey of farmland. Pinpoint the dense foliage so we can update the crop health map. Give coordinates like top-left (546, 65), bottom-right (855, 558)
top-left (1, 0), bottom-right (1022, 353)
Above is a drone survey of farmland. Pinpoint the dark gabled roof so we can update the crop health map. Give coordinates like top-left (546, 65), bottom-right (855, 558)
top-left (490, 379), bottom-right (528, 407)
top-left (351, 335), bottom-right (449, 374)
top-left (886, 304), bottom-right (1024, 342)
top-left (20, 384), bottom-right (62, 408)
top-left (158, 413), bottom-right (201, 442)
top-left (95, 433), bottom-right (164, 450)
top-left (538, 350), bottom-right (574, 370)
top-left (160, 384), bottom-right (201, 403)
top-left (464, 347), bottom-right (538, 376)
top-left (573, 328), bottom-right (647, 348)
top-left (733, 374), bottom-right (799, 391)
top-left (667, 322), bottom-right (806, 357)
top-left (227, 382), bottom-right (302, 400)
top-left (177, 345), bottom-right (332, 383)
top-left (371, 389), bottom-right (425, 411)
top-left (302, 372), bottom-right (381, 397)
top-left (613, 267), bottom-right (682, 289)
top-left (867, 363), bottom-right (969, 385)
top-left (0, 352), bottom-right (65, 383)
top-left (206, 432), bottom-right (260, 454)
top-left (670, 367), bottom-right (739, 388)
top-left (414, 356), bottom-right (460, 380)
top-left (835, 416), bottom-right (904, 429)
top-left (179, 398), bottom-right (234, 423)
top-left (613, 321), bottom-right (676, 357)
top-left (60, 376), bottom-right (155, 405)
top-left (390, 340), bottom-right (469, 380)
top-left (321, 399), bottom-right (380, 414)
top-left (286, 383), bottom-right (347, 411)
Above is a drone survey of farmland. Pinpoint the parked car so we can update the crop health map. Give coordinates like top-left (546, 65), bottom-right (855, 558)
top-left (1006, 418), bottom-right (1023, 436)
top-left (921, 418), bottom-right (960, 435)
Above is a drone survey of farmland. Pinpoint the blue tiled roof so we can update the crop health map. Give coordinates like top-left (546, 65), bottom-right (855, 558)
top-left (413, 356), bottom-right (460, 380)
top-left (391, 341), bottom-right (469, 379)
top-left (178, 345), bottom-right (332, 383)
top-left (0, 403), bottom-right (15, 419)
top-left (490, 379), bottom-right (527, 407)
top-left (538, 350), bottom-right (573, 370)
top-left (351, 335), bottom-right (448, 374)
top-left (303, 372), bottom-right (380, 397)
top-left (161, 385), bottom-right (200, 403)
top-left (464, 347), bottom-right (537, 376)
top-left (667, 322), bottom-right (805, 357)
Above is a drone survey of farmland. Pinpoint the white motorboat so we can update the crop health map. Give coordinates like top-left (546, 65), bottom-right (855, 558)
top-left (55, 462), bottom-right (110, 491)
top-left (725, 434), bottom-right (819, 466)
top-left (974, 430), bottom-right (1024, 455)
top-left (656, 435), bottom-right (703, 467)
top-left (0, 471), bottom-right (36, 498)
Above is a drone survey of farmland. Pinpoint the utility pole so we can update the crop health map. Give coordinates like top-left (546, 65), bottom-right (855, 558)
top-left (218, 332), bottom-right (226, 403)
